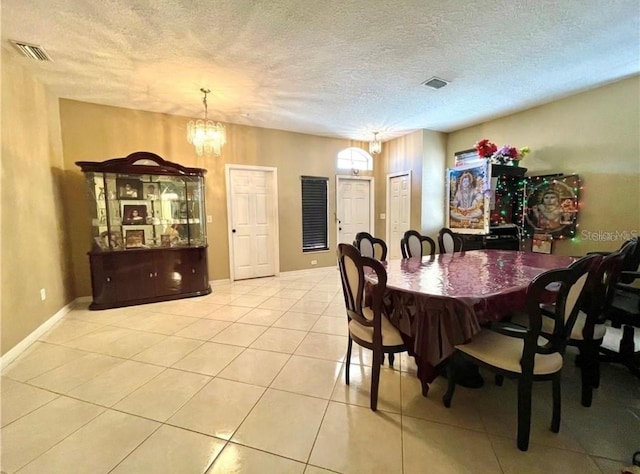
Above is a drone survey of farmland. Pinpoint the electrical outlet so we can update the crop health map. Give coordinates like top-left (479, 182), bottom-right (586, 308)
top-left (380, 213), bottom-right (386, 219)
top-left (40, 288), bottom-right (46, 301)
top-left (206, 215), bottom-right (212, 223)
top-left (311, 260), bottom-right (317, 265)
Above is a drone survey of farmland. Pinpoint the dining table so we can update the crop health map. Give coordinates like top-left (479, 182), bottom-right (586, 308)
top-left (374, 249), bottom-right (576, 395)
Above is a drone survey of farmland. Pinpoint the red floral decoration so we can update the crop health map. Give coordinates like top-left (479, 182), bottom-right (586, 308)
top-left (475, 139), bottom-right (497, 158)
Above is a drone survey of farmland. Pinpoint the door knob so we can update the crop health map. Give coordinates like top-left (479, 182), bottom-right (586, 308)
top-left (232, 229), bottom-right (236, 233)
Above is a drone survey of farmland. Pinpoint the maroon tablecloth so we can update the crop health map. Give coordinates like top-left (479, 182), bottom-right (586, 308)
top-left (376, 250), bottom-right (576, 384)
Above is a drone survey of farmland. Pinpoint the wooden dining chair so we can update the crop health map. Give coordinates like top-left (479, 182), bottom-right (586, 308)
top-left (537, 253), bottom-right (621, 407)
top-left (353, 231), bottom-right (388, 261)
top-left (337, 243), bottom-right (407, 411)
top-left (443, 265), bottom-right (582, 451)
top-left (600, 239), bottom-right (640, 379)
top-left (574, 252), bottom-right (625, 404)
top-left (587, 237), bottom-right (639, 284)
top-left (615, 237), bottom-right (640, 285)
top-left (400, 230), bottom-right (436, 258)
top-left (437, 227), bottom-right (464, 254)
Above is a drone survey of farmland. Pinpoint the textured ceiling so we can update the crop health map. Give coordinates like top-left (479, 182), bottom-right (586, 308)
top-left (2, 0), bottom-right (639, 142)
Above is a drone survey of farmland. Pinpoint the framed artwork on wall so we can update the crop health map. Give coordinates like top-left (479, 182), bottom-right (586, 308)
top-left (524, 174), bottom-right (580, 238)
top-left (446, 160), bottom-right (491, 235)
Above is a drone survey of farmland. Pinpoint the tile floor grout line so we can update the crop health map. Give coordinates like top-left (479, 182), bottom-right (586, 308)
top-left (4, 270), bottom-right (636, 472)
top-left (4, 396), bottom-right (108, 473)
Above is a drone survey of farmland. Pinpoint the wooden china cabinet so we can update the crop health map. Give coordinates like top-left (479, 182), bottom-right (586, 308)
top-left (76, 151), bottom-right (211, 310)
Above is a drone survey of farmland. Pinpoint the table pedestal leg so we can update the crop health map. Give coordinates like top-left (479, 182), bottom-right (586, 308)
top-left (421, 379), bottom-right (430, 396)
top-left (416, 362), bottom-right (432, 397)
top-left (447, 358), bottom-right (484, 388)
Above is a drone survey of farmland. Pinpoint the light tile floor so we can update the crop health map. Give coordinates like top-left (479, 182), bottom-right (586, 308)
top-left (1, 267), bottom-right (639, 473)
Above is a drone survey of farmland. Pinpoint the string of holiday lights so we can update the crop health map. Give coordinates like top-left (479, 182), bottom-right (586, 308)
top-left (491, 173), bottom-right (581, 243)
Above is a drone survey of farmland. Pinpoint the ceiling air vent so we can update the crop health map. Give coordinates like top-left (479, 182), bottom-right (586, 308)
top-left (422, 77), bottom-right (449, 90)
top-left (10, 40), bottom-right (53, 61)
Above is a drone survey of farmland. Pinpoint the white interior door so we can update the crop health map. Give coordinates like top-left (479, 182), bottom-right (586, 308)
top-left (336, 176), bottom-right (373, 245)
top-left (387, 172), bottom-right (411, 259)
top-left (227, 166), bottom-right (279, 281)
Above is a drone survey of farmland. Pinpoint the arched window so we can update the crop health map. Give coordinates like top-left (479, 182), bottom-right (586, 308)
top-left (337, 147), bottom-right (373, 172)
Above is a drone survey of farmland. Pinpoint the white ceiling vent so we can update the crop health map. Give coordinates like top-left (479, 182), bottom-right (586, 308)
top-left (10, 40), bottom-right (53, 61)
top-left (422, 77), bottom-right (449, 90)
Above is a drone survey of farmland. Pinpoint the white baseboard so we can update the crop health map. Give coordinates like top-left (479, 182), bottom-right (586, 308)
top-left (0, 300), bottom-right (77, 370)
top-left (1, 270), bottom-right (335, 370)
top-left (210, 279), bottom-right (231, 286)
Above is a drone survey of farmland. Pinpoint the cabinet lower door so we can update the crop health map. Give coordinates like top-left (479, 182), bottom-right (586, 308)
top-left (154, 248), bottom-right (209, 296)
top-left (89, 247), bottom-right (210, 309)
top-left (90, 252), bottom-right (156, 306)
top-left (179, 247), bottom-right (209, 293)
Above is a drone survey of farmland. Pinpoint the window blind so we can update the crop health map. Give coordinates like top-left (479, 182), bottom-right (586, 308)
top-left (301, 176), bottom-right (329, 252)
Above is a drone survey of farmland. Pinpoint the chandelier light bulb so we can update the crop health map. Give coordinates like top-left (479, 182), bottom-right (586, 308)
top-left (369, 132), bottom-right (381, 155)
top-left (187, 88), bottom-right (226, 156)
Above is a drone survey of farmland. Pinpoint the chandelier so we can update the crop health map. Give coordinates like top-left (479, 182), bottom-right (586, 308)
top-left (369, 131), bottom-right (381, 155)
top-left (187, 88), bottom-right (226, 156)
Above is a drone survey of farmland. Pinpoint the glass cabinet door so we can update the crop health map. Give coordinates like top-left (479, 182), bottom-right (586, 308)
top-left (84, 171), bottom-right (207, 252)
top-left (186, 177), bottom-right (206, 246)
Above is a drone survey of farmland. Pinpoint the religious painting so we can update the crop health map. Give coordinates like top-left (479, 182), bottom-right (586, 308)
top-left (446, 160), bottom-right (490, 235)
top-left (524, 175), bottom-right (579, 238)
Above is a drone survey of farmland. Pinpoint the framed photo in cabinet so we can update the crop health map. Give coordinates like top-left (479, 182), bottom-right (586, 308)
top-left (122, 204), bottom-right (148, 224)
top-left (94, 236), bottom-right (108, 250)
top-left (178, 201), bottom-right (198, 219)
top-left (125, 229), bottom-right (145, 248)
top-left (144, 183), bottom-right (159, 200)
top-left (117, 178), bottom-right (143, 199)
top-left (100, 230), bottom-right (123, 250)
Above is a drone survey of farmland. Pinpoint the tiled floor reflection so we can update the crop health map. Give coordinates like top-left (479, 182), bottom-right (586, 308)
top-left (1, 266), bottom-right (638, 473)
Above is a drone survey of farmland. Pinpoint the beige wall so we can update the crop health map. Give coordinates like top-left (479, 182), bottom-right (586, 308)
top-left (421, 129), bottom-right (447, 239)
top-left (1, 51), bottom-right (73, 355)
top-left (4, 56), bottom-right (638, 357)
top-left (58, 99), bottom-right (371, 297)
top-left (447, 76), bottom-right (640, 255)
top-left (373, 129), bottom-right (447, 243)
top-left (374, 130), bottom-right (424, 237)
